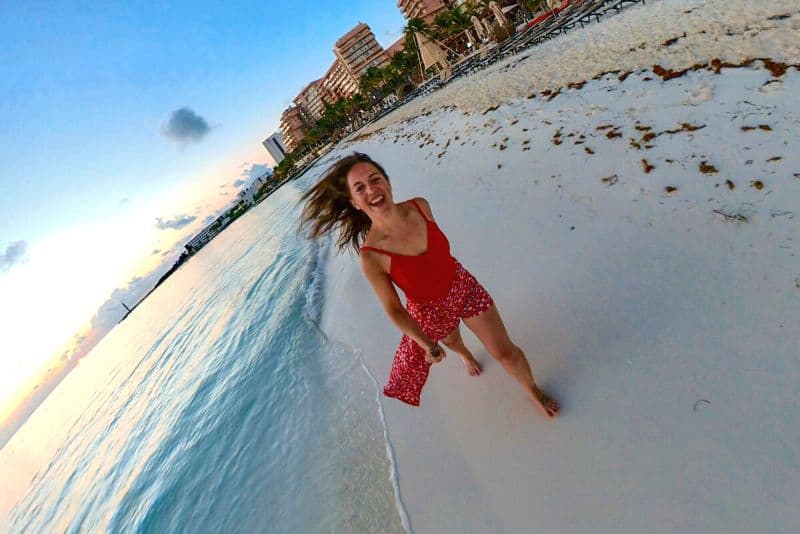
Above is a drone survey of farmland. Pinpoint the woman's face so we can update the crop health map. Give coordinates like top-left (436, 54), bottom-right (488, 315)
top-left (346, 162), bottom-right (392, 215)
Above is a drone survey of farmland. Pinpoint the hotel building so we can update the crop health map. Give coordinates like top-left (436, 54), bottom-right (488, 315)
top-left (396, 0), bottom-right (457, 23)
top-left (320, 58), bottom-right (359, 101)
top-left (278, 23), bottom-right (390, 154)
top-left (262, 132), bottom-right (286, 164)
top-left (333, 23), bottom-right (389, 83)
top-left (279, 106), bottom-right (313, 153)
top-left (294, 79), bottom-right (328, 121)
top-left (385, 36), bottom-right (406, 58)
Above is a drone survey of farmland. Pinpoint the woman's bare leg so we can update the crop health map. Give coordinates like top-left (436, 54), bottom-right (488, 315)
top-left (442, 326), bottom-right (482, 376)
top-left (463, 304), bottom-right (559, 417)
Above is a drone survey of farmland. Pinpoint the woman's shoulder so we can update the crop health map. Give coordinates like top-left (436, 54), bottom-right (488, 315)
top-left (359, 230), bottom-right (388, 258)
top-left (408, 197), bottom-right (435, 220)
top-left (360, 225), bottom-right (384, 249)
top-left (358, 240), bottom-right (391, 273)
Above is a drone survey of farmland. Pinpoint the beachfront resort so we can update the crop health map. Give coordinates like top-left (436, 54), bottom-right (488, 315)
top-left (186, 0), bottom-right (652, 259)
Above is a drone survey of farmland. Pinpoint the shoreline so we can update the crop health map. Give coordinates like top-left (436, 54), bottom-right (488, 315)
top-left (312, 0), bottom-right (800, 530)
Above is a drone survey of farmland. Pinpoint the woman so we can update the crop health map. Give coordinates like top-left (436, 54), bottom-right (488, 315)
top-left (301, 153), bottom-right (559, 417)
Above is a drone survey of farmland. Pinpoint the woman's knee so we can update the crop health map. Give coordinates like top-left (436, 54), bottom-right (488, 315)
top-left (490, 342), bottom-right (519, 364)
top-left (441, 327), bottom-right (461, 347)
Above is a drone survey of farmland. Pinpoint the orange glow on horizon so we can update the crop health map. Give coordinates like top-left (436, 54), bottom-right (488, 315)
top-left (0, 149), bottom-right (273, 420)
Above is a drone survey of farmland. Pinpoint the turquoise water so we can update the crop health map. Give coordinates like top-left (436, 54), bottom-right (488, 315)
top-left (0, 178), bottom-right (407, 533)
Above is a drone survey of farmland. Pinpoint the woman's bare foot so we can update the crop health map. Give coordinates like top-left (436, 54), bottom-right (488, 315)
top-left (530, 389), bottom-right (559, 418)
top-left (459, 353), bottom-right (482, 376)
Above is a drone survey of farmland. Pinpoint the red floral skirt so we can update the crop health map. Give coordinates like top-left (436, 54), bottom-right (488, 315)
top-left (383, 262), bottom-right (493, 406)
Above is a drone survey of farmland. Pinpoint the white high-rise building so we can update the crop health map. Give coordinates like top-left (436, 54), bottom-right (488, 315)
top-left (263, 132), bottom-right (287, 164)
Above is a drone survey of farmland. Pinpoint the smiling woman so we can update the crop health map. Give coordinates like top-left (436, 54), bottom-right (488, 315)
top-left (301, 153), bottom-right (560, 416)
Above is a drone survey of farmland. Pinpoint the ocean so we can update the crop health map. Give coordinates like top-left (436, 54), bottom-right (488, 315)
top-left (1, 174), bottom-right (408, 533)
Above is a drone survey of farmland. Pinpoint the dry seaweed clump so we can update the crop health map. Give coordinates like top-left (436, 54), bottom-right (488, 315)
top-left (662, 33), bottom-right (686, 47)
top-left (762, 59), bottom-right (788, 77)
top-left (710, 58), bottom-right (739, 73)
top-left (653, 64), bottom-right (689, 80)
top-left (741, 124), bottom-right (773, 132)
top-left (699, 161), bottom-right (718, 174)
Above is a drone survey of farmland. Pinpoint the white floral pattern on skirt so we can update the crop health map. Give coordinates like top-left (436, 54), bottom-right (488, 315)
top-left (383, 262), bottom-right (493, 406)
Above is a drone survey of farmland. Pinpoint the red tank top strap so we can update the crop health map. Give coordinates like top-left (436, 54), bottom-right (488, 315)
top-left (409, 199), bottom-right (430, 221)
top-left (360, 200), bottom-right (428, 256)
top-left (360, 246), bottom-right (393, 257)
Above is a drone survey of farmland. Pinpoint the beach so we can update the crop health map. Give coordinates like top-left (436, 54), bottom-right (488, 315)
top-left (2, 0), bottom-right (798, 531)
top-left (317, 0), bottom-right (800, 531)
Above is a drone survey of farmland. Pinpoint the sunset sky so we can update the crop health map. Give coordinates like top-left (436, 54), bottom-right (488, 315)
top-left (0, 0), bottom-right (406, 417)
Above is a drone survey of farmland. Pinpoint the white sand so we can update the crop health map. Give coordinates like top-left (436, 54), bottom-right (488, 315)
top-left (361, 0), bottom-right (800, 134)
top-left (311, 0), bottom-right (800, 531)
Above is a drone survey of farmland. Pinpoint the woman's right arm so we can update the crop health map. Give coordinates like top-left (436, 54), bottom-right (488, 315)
top-left (359, 253), bottom-right (445, 363)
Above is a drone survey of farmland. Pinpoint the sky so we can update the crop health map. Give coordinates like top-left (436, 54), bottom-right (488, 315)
top-left (0, 0), bottom-right (407, 418)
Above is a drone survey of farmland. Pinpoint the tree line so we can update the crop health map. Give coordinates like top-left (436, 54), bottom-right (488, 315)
top-left (269, 1), bottom-right (550, 182)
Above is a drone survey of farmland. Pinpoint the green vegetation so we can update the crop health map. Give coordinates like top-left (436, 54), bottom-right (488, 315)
top-left (275, 1), bottom-right (545, 180)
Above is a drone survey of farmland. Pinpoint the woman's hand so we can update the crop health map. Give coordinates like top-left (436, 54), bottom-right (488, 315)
top-left (424, 343), bottom-right (446, 364)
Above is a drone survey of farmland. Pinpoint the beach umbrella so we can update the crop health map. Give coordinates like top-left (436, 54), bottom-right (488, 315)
top-left (413, 31), bottom-right (452, 79)
top-left (465, 28), bottom-right (478, 50)
top-left (471, 15), bottom-right (487, 40)
top-left (489, 1), bottom-right (509, 26)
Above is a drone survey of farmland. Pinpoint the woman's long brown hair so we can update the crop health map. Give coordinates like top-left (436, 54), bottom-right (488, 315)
top-left (299, 152), bottom-right (390, 254)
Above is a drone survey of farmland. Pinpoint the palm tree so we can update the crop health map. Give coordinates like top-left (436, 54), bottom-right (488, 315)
top-left (432, 4), bottom-right (474, 38)
top-left (406, 16), bottom-right (429, 35)
top-left (518, 0), bottom-right (548, 13)
top-left (358, 66), bottom-right (384, 97)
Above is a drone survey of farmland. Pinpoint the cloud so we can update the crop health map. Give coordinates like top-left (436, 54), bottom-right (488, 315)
top-left (231, 163), bottom-right (272, 191)
top-left (67, 266), bottom-right (176, 366)
top-left (162, 107), bottom-right (211, 143)
top-left (241, 162), bottom-right (272, 181)
top-left (385, 26), bottom-right (405, 40)
top-left (1, 240), bottom-right (27, 272)
top-left (155, 214), bottom-right (197, 230)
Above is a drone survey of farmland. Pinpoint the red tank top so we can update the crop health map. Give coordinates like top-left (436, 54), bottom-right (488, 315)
top-left (360, 200), bottom-right (458, 302)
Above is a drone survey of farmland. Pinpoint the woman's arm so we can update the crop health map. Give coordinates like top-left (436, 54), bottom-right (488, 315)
top-left (359, 252), bottom-right (445, 362)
